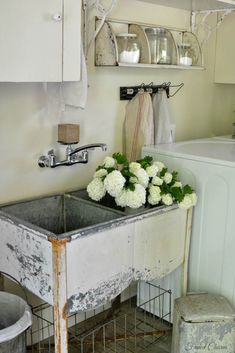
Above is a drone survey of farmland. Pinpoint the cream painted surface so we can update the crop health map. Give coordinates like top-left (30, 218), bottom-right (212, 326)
top-left (214, 11), bottom-right (235, 84)
top-left (0, 0), bottom-right (235, 204)
top-left (0, 0), bottom-right (81, 82)
top-left (63, 0), bottom-right (82, 81)
top-left (0, 0), bottom-right (63, 81)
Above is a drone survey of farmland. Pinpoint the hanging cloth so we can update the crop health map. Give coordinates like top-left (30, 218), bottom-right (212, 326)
top-left (123, 92), bottom-right (154, 161)
top-left (61, 46), bottom-right (88, 109)
top-left (153, 90), bottom-right (175, 144)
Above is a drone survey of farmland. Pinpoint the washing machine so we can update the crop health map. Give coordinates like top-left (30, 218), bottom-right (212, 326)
top-left (142, 137), bottom-right (235, 307)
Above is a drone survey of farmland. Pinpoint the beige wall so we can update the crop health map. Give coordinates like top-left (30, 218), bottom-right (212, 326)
top-left (1, 0), bottom-right (235, 204)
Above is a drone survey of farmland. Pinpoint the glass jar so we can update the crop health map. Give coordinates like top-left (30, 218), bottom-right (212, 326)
top-left (145, 27), bottom-right (177, 65)
top-left (116, 33), bottom-right (140, 64)
top-left (178, 43), bottom-right (192, 66)
top-left (178, 32), bottom-right (202, 66)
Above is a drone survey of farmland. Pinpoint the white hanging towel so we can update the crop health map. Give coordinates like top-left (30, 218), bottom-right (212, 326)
top-left (123, 92), bottom-right (154, 161)
top-left (153, 90), bottom-right (175, 144)
top-left (61, 46), bottom-right (88, 109)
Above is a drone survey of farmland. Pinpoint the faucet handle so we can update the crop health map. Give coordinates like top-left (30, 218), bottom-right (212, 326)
top-left (38, 155), bottom-right (50, 168)
top-left (48, 149), bottom-right (55, 156)
top-left (82, 150), bottom-right (88, 158)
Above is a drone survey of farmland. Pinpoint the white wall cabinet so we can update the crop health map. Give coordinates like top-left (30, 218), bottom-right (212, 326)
top-left (214, 12), bottom-right (235, 84)
top-left (0, 0), bottom-right (81, 82)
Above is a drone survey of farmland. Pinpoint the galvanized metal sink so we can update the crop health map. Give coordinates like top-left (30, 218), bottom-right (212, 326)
top-left (0, 194), bottom-right (125, 237)
top-left (0, 191), bottom-right (192, 353)
top-left (71, 189), bottom-right (151, 215)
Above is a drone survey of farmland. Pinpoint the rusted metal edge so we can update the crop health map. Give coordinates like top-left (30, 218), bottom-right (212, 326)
top-left (50, 237), bottom-right (69, 353)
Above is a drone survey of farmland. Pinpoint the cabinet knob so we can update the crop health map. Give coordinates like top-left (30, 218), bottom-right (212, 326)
top-left (52, 13), bottom-right (62, 22)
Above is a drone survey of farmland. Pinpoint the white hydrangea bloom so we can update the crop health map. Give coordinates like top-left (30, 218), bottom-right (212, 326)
top-left (178, 195), bottom-right (192, 210)
top-left (146, 165), bottom-right (158, 178)
top-left (173, 181), bottom-right (182, 188)
top-left (190, 192), bottom-right (197, 206)
top-left (162, 194), bottom-right (173, 206)
top-left (87, 178), bottom-right (106, 201)
top-left (148, 185), bottom-right (161, 205)
top-left (126, 184), bottom-right (146, 209)
top-left (129, 162), bottom-right (141, 174)
top-left (163, 172), bottom-right (173, 184)
top-left (134, 168), bottom-right (149, 188)
top-left (148, 195), bottom-right (160, 205)
top-left (94, 168), bottom-right (108, 179)
top-left (103, 156), bottom-right (116, 168)
top-left (153, 161), bottom-right (165, 172)
top-left (149, 184), bottom-right (161, 195)
top-left (115, 189), bottom-right (128, 207)
top-left (152, 176), bottom-right (163, 186)
top-left (104, 170), bottom-right (125, 197)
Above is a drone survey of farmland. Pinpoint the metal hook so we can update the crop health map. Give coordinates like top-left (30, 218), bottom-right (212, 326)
top-left (120, 81), bottom-right (184, 100)
top-left (162, 81), bottom-right (171, 88)
top-left (168, 83), bottom-right (184, 97)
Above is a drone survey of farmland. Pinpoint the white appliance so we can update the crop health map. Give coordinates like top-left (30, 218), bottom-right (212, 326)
top-left (142, 137), bottom-right (235, 307)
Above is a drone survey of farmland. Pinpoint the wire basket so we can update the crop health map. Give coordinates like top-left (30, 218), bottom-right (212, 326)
top-left (27, 282), bottom-right (172, 353)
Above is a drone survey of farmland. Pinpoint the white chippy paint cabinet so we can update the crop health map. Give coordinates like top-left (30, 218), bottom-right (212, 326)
top-left (0, 201), bottom-right (192, 353)
top-left (214, 12), bottom-right (235, 84)
top-left (0, 0), bottom-right (81, 82)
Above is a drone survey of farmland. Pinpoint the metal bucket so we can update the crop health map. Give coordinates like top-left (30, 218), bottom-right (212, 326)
top-left (0, 291), bottom-right (32, 353)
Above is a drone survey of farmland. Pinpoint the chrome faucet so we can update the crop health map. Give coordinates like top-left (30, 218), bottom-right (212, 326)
top-left (38, 143), bottom-right (107, 168)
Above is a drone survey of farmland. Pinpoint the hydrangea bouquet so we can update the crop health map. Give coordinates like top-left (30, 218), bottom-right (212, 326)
top-left (87, 153), bottom-right (197, 210)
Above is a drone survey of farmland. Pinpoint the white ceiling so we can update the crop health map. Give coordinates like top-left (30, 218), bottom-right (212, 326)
top-left (138, 0), bottom-right (235, 11)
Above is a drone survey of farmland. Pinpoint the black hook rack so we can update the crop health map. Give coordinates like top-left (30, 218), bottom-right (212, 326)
top-left (120, 82), bottom-right (184, 100)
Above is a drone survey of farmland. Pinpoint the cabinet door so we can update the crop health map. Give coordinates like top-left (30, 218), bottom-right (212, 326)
top-left (0, 0), bottom-right (63, 82)
top-left (214, 12), bottom-right (235, 84)
top-left (63, 0), bottom-right (81, 81)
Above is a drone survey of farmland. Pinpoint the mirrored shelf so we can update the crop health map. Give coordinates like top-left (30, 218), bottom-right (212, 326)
top-left (95, 18), bottom-right (204, 70)
top-left (117, 62), bottom-right (204, 70)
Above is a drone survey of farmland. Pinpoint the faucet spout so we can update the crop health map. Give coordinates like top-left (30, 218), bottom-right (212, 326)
top-left (38, 142), bottom-right (107, 168)
top-left (68, 143), bottom-right (107, 157)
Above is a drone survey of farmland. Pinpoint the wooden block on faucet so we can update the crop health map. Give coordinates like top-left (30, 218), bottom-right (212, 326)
top-left (58, 124), bottom-right (80, 144)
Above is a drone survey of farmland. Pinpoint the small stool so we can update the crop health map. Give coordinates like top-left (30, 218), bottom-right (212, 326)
top-left (172, 293), bottom-right (235, 353)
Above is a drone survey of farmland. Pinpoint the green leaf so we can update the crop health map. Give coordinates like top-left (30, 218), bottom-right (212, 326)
top-left (143, 155), bottom-right (153, 164)
top-left (126, 183), bottom-right (135, 191)
top-left (106, 167), bottom-right (116, 174)
top-left (96, 165), bottom-right (115, 173)
top-left (160, 182), bottom-right (170, 195)
top-left (171, 187), bottom-right (184, 202)
top-left (172, 171), bottom-right (178, 180)
top-left (183, 185), bottom-right (193, 195)
top-left (137, 156), bottom-right (153, 169)
top-left (112, 152), bottom-right (128, 165)
top-left (121, 168), bottom-right (135, 178)
top-left (160, 168), bottom-right (167, 177)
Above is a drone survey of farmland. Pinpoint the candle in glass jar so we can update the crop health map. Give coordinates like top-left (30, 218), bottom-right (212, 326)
top-left (116, 33), bottom-right (140, 64)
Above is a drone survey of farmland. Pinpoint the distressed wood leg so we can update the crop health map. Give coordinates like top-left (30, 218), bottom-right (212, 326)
top-left (51, 238), bottom-right (68, 353)
top-left (182, 207), bottom-right (193, 295)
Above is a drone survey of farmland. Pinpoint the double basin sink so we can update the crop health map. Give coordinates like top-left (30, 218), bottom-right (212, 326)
top-left (0, 190), bottom-right (151, 238)
top-left (0, 188), bottom-right (187, 316)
